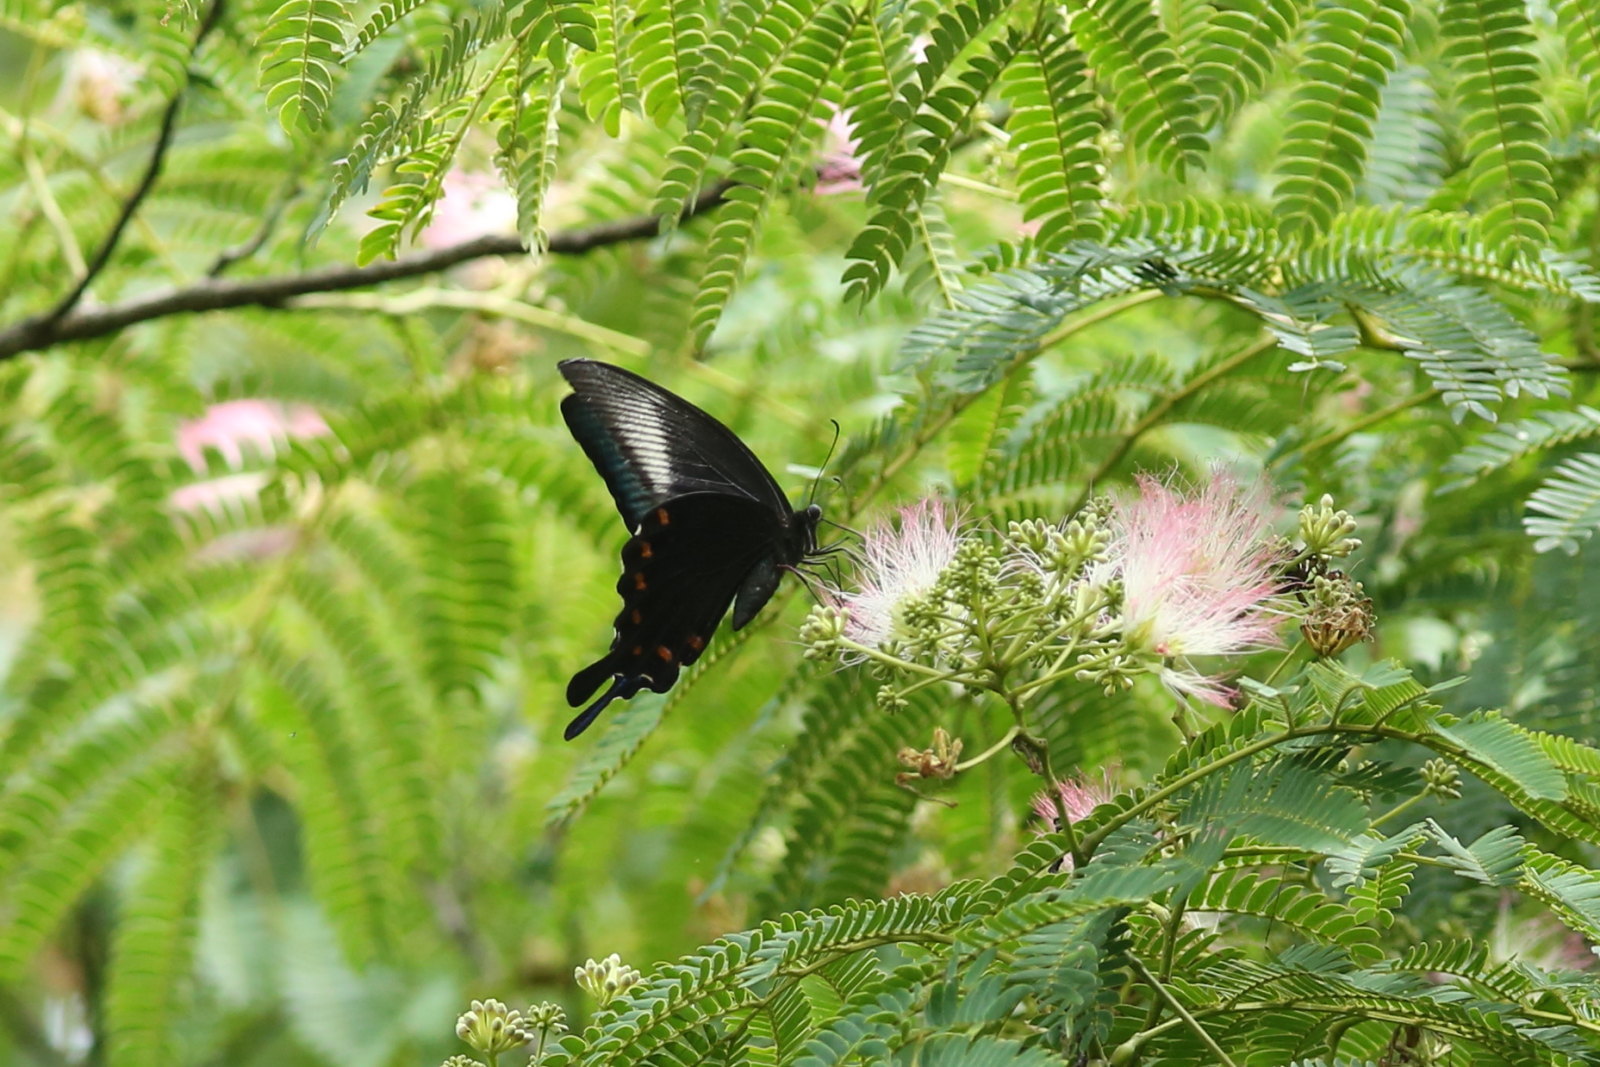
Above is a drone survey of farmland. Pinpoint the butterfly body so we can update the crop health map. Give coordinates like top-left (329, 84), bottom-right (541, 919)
top-left (558, 359), bottom-right (821, 740)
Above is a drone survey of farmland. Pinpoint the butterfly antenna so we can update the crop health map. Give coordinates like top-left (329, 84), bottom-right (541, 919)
top-left (807, 419), bottom-right (843, 509)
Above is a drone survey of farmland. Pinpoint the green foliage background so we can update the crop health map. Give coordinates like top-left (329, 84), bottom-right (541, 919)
top-left (1, 0), bottom-right (1600, 1063)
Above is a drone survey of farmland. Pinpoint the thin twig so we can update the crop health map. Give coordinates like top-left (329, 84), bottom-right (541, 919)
top-left (296, 288), bottom-right (651, 357)
top-left (0, 179), bottom-right (735, 361)
top-left (206, 178), bottom-right (301, 277)
top-left (1291, 389), bottom-right (1439, 459)
top-left (1066, 333), bottom-right (1280, 515)
top-left (39, 0), bottom-right (227, 328)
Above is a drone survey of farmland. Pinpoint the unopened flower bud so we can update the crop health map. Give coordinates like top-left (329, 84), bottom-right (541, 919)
top-left (1008, 518), bottom-right (1054, 553)
top-left (1299, 573), bottom-right (1375, 657)
top-left (442, 1056), bottom-right (485, 1067)
top-left (525, 1002), bottom-right (566, 1031)
top-left (945, 540), bottom-right (1001, 601)
top-left (575, 953), bottom-right (641, 1007)
top-left (899, 591), bottom-right (946, 645)
top-left (876, 685), bottom-right (909, 713)
top-left (1299, 495), bottom-right (1362, 560)
top-left (1056, 517), bottom-right (1108, 571)
top-left (800, 604), bottom-right (847, 658)
top-left (1421, 758), bottom-right (1462, 799)
top-left (1076, 653), bottom-right (1141, 695)
top-left (455, 999), bottom-right (531, 1054)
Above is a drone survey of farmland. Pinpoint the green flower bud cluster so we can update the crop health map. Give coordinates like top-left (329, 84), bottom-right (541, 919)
top-left (447, 999), bottom-right (567, 1067)
top-left (945, 539), bottom-right (1002, 602)
top-left (1422, 758), bottom-right (1463, 799)
top-left (455, 999), bottom-right (532, 1055)
top-left (898, 589), bottom-right (955, 656)
top-left (575, 953), bottom-right (642, 1007)
top-left (798, 604), bottom-right (846, 659)
top-left (525, 1002), bottom-right (567, 1031)
top-left (1075, 651), bottom-right (1142, 696)
top-left (1008, 515), bottom-right (1109, 590)
top-left (876, 684), bottom-right (909, 713)
top-left (1298, 495), bottom-right (1362, 561)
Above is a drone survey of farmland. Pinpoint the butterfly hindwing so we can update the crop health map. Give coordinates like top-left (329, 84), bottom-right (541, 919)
top-left (563, 493), bottom-right (787, 739)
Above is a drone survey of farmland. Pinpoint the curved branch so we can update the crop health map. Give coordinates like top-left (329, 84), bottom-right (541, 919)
top-left (39, 0), bottom-right (227, 329)
top-left (0, 180), bottom-right (734, 361)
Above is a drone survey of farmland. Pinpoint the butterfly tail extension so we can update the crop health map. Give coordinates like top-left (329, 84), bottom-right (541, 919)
top-left (564, 672), bottom-right (644, 740)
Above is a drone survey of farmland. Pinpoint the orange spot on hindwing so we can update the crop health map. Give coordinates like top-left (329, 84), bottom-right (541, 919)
top-left (640, 541), bottom-right (653, 558)
top-left (688, 635), bottom-right (705, 651)
top-left (631, 609), bottom-right (643, 624)
top-left (656, 645), bottom-right (674, 662)
top-left (634, 573), bottom-right (647, 590)
top-left (655, 507), bottom-right (671, 526)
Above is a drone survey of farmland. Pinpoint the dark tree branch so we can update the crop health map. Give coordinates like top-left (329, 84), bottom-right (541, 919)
top-left (38, 0), bottom-right (227, 329)
top-left (0, 180), bottom-right (735, 361)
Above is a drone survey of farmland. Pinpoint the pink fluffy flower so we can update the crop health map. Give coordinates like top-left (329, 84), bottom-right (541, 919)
top-left (837, 498), bottom-right (962, 648)
top-left (170, 401), bottom-right (328, 561)
top-left (813, 106), bottom-right (863, 195)
top-left (176, 399), bottom-right (327, 473)
top-left (1032, 768), bottom-right (1116, 827)
top-left (64, 49), bottom-right (142, 125)
top-left (1032, 769), bottom-right (1117, 872)
top-left (419, 168), bottom-right (518, 250)
top-left (1103, 472), bottom-right (1285, 705)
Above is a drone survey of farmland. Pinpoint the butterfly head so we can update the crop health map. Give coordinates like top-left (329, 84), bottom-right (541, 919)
top-left (795, 503), bottom-right (824, 557)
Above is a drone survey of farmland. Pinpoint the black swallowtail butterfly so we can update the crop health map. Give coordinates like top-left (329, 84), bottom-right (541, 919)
top-left (558, 359), bottom-right (823, 740)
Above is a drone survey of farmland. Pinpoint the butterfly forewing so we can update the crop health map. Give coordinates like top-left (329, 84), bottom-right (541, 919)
top-left (559, 360), bottom-right (789, 526)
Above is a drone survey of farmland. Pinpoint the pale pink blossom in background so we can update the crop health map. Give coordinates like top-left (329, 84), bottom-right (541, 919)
top-left (837, 498), bottom-right (962, 648)
top-left (813, 107), bottom-right (863, 195)
top-left (171, 401), bottom-right (328, 555)
top-left (419, 168), bottom-right (518, 250)
top-left (63, 49), bottom-right (142, 124)
top-left (177, 399), bottom-right (327, 472)
top-left (1103, 472), bottom-right (1285, 705)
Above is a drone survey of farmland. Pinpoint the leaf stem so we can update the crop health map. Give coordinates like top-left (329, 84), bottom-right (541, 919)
top-left (1130, 955), bottom-right (1239, 1067)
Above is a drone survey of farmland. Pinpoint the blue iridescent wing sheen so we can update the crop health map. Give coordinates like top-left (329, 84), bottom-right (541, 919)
top-left (558, 359), bottom-right (790, 530)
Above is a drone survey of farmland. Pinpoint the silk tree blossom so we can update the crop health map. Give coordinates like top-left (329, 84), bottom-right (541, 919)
top-left (835, 498), bottom-right (963, 649)
top-left (170, 400), bottom-right (329, 559)
top-left (813, 107), bottom-right (863, 195)
top-left (419, 168), bottom-right (519, 250)
top-left (1030, 768), bottom-right (1117, 873)
top-left (63, 49), bottom-right (142, 125)
top-left (1032, 768), bottom-right (1116, 828)
top-left (1103, 472), bottom-right (1286, 705)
